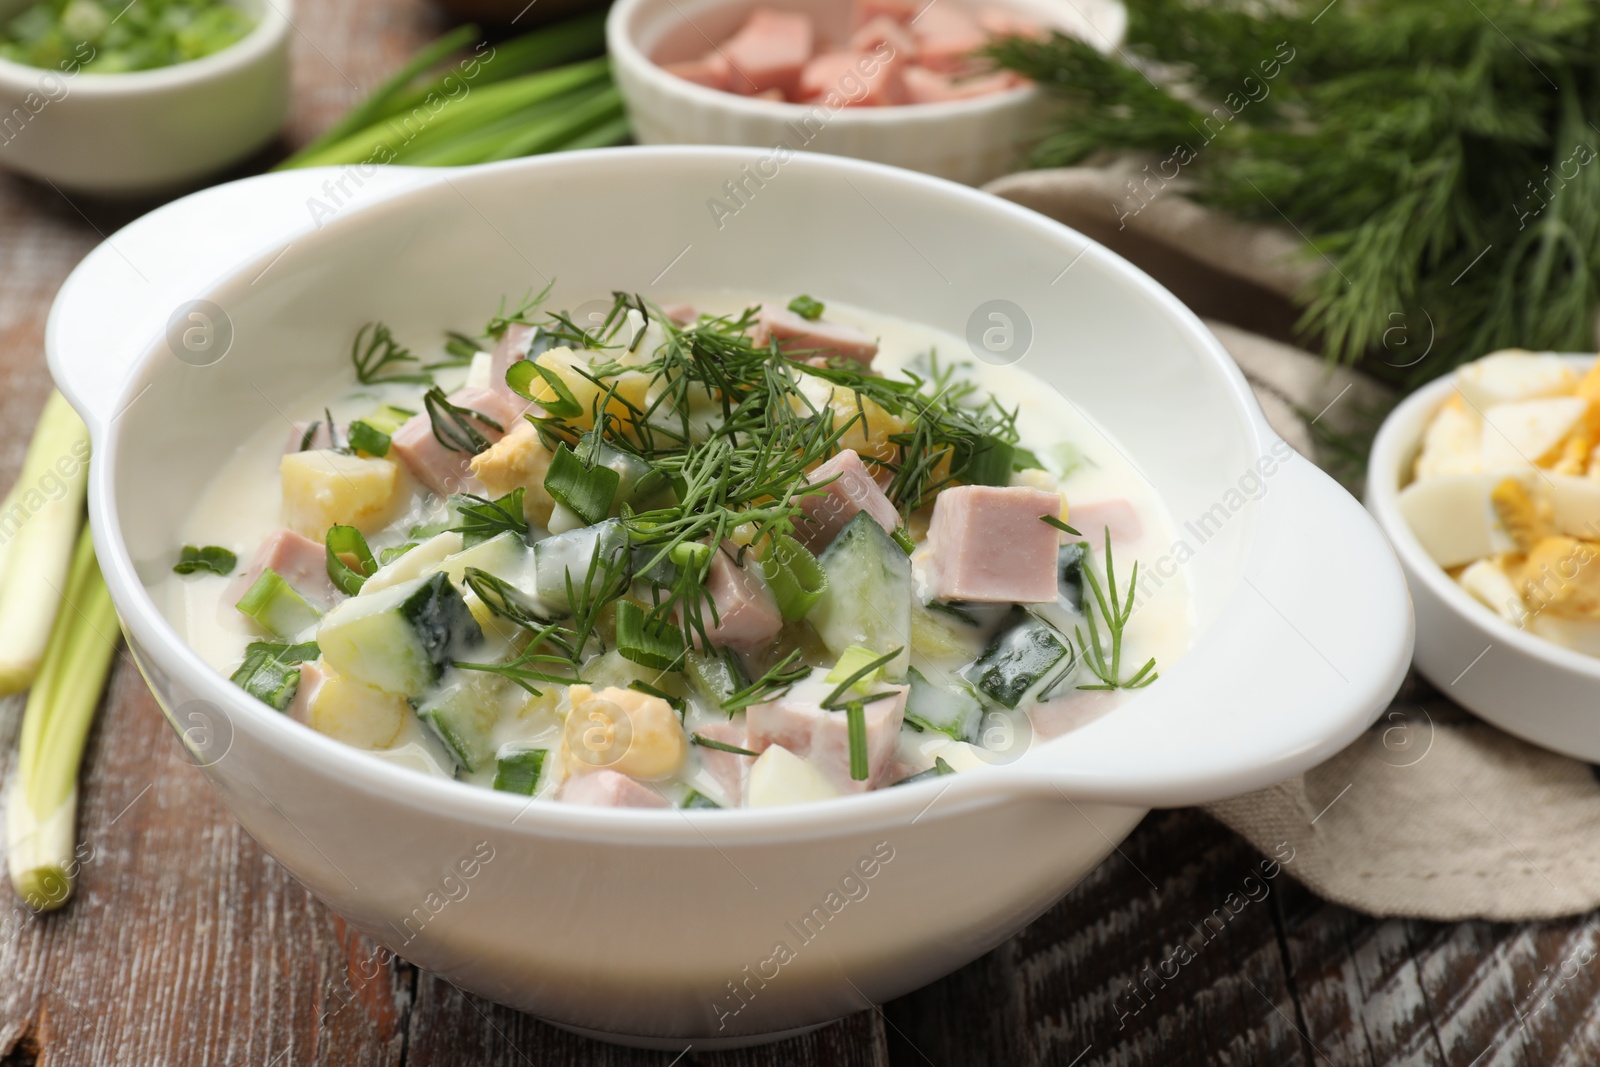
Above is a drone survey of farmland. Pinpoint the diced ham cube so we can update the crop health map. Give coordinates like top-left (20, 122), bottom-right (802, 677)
top-left (850, 15), bottom-right (917, 60)
top-left (664, 53), bottom-right (732, 90)
top-left (750, 305), bottom-right (879, 364)
top-left (747, 668), bottom-right (906, 792)
top-left (390, 386), bottom-right (522, 497)
top-left (977, 9), bottom-right (1048, 40)
top-left (798, 50), bottom-right (906, 106)
top-left (721, 9), bottom-right (814, 98)
top-left (793, 448), bottom-right (900, 551)
top-left (687, 542), bottom-right (784, 652)
top-left (284, 420), bottom-right (337, 454)
top-left (694, 718), bottom-right (753, 805)
top-left (226, 528), bottom-right (341, 609)
top-left (855, 0), bottom-right (918, 25)
top-left (286, 660), bottom-right (330, 725)
top-left (924, 485), bottom-right (1060, 602)
top-left (1068, 498), bottom-right (1143, 547)
top-left (559, 769), bottom-right (670, 808)
top-left (903, 65), bottom-right (1017, 103)
top-left (489, 323), bottom-right (537, 408)
top-left (662, 303), bottom-right (698, 326)
top-left (909, 4), bottom-right (985, 72)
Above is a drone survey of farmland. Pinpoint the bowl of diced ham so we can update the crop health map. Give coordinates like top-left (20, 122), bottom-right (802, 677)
top-left (606, 0), bottom-right (1125, 185)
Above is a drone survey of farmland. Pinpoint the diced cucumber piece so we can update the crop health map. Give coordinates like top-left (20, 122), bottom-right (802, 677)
top-left (682, 789), bottom-right (721, 809)
top-left (806, 511), bottom-right (911, 677)
top-left (228, 641), bottom-right (317, 711)
top-left (532, 519), bottom-right (628, 613)
top-left (904, 666), bottom-right (983, 742)
top-left (318, 573), bottom-right (484, 696)
top-left (964, 608), bottom-right (1075, 709)
top-left (492, 747), bottom-right (548, 794)
top-left (1058, 542), bottom-right (1088, 613)
top-left (417, 679), bottom-right (503, 773)
top-left (684, 648), bottom-right (747, 710)
top-left (235, 568), bottom-right (322, 639)
top-left (363, 531), bottom-right (465, 593)
top-left (363, 403), bottom-right (416, 435)
top-left (826, 645), bottom-right (886, 689)
top-left (431, 531), bottom-right (528, 588)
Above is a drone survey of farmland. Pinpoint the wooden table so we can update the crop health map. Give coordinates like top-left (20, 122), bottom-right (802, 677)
top-left (3, 4), bottom-right (1597, 1064)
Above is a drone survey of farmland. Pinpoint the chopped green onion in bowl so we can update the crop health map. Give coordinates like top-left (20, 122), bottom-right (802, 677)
top-left (0, 0), bottom-right (256, 72)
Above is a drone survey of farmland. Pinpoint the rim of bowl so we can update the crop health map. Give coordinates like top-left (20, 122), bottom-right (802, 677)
top-left (1366, 354), bottom-right (1600, 682)
top-left (0, 0), bottom-right (291, 94)
top-left (605, 0), bottom-right (1123, 122)
top-left (92, 148), bottom-right (1266, 842)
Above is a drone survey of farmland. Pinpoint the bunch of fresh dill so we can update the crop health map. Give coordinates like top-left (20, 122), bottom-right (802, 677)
top-left (990, 0), bottom-right (1600, 383)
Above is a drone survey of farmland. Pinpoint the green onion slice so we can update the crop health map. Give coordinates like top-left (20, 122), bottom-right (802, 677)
top-left (325, 525), bottom-right (378, 596)
top-left (545, 444), bottom-right (620, 526)
top-left (173, 545), bottom-right (236, 576)
top-left (506, 360), bottom-right (583, 418)
top-left (614, 600), bottom-right (685, 670)
top-left (346, 419), bottom-right (391, 458)
top-left (759, 534), bottom-right (827, 620)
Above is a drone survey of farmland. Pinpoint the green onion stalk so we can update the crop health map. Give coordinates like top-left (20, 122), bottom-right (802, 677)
top-left (277, 14), bottom-right (628, 173)
top-left (7, 523), bottom-right (118, 911)
top-left (0, 391), bottom-right (91, 695)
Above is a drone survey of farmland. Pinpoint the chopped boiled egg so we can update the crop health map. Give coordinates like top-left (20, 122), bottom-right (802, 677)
top-left (1456, 350), bottom-right (1580, 408)
top-left (1479, 396), bottom-right (1588, 472)
top-left (1414, 401), bottom-right (1480, 478)
top-left (1396, 474), bottom-right (1516, 567)
top-left (1457, 559), bottom-right (1525, 622)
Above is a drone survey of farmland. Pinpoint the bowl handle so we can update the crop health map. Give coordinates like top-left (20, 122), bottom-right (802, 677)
top-left (45, 166), bottom-right (442, 436)
top-left (994, 445), bottom-right (1415, 808)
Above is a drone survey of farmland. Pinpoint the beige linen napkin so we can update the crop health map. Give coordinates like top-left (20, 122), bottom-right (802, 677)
top-left (987, 162), bottom-right (1600, 922)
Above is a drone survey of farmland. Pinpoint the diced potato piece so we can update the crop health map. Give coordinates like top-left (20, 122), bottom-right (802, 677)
top-left (563, 684), bottom-right (687, 780)
top-left (790, 375), bottom-right (907, 474)
top-left (1489, 477), bottom-right (1548, 552)
top-left (1457, 559), bottom-right (1525, 622)
top-left (1395, 474), bottom-right (1516, 567)
top-left (1414, 403), bottom-right (1481, 480)
top-left (1520, 536), bottom-right (1600, 618)
top-left (1480, 397), bottom-right (1587, 472)
top-left (469, 420), bottom-right (557, 526)
top-left (305, 674), bottom-right (408, 749)
top-left (746, 744), bottom-right (842, 807)
top-left (281, 449), bottom-right (401, 539)
top-left (523, 347), bottom-right (652, 433)
top-left (1457, 351), bottom-right (1579, 408)
top-left (913, 736), bottom-right (991, 772)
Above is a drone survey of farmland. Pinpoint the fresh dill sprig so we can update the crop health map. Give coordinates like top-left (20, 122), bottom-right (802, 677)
top-left (1072, 527), bottom-right (1157, 691)
top-left (423, 386), bottom-right (503, 454)
top-left (721, 650), bottom-right (811, 713)
top-left (484, 281), bottom-right (555, 341)
top-left (449, 490), bottom-right (529, 546)
top-left (351, 322), bottom-right (431, 385)
top-left (990, 0), bottom-right (1600, 382)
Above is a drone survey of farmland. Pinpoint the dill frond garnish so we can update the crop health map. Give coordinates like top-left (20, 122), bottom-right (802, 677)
top-left (351, 322), bottom-right (431, 385)
top-left (423, 386), bottom-right (503, 454)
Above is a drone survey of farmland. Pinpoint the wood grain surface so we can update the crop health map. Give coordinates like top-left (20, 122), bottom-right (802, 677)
top-left (0, 2), bottom-right (1593, 1064)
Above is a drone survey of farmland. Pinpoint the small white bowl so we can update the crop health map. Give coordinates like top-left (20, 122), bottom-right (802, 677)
top-left (1367, 355), bottom-right (1600, 762)
top-left (606, 0), bottom-right (1124, 186)
top-left (0, 0), bottom-right (290, 195)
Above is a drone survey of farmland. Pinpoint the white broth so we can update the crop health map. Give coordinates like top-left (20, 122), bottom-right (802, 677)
top-left (159, 294), bottom-right (1195, 806)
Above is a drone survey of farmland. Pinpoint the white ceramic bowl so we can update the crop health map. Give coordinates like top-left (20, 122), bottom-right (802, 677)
top-left (1367, 356), bottom-right (1600, 762)
top-left (606, 0), bottom-right (1124, 186)
top-left (0, 0), bottom-right (290, 195)
top-left (48, 149), bottom-right (1410, 1047)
